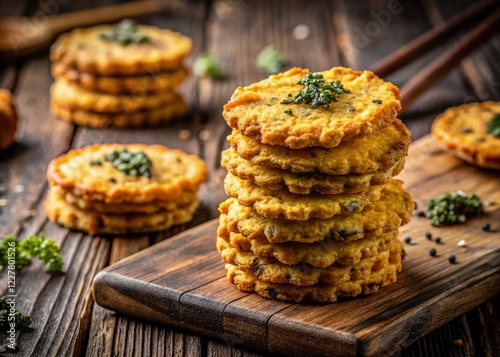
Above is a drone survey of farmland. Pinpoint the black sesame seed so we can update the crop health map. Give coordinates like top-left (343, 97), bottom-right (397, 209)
top-left (435, 237), bottom-right (442, 244)
top-left (449, 254), bottom-right (456, 264)
top-left (403, 236), bottom-right (412, 244)
top-left (482, 223), bottom-right (491, 232)
top-left (429, 248), bottom-right (437, 257)
top-left (425, 232), bottom-right (433, 240)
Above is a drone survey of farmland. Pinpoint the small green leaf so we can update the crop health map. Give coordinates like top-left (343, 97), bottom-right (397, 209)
top-left (486, 113), bottom-right (500, 137)
top-left (256, 46), bottom-right (286, 74)
top-left (193, 53), bottom-right (226, 79)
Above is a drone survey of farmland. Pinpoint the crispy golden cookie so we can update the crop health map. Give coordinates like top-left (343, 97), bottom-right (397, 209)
top-left (59, 186), bottom-right (198, 214)
top-left (44, 188), bottom-right (199, 236)
top-left (223, 67), bottom-right (401, 149)
top-left (224, 173), bottom-right (383, 220)
top-left (52, 63), bottom-right (188, 94)
top-left (0, 89), bottom-right (18, 150)
top-left (47, 143), bottom-right (207, 203)
top-left (226, 257), bottom-right (401, 302)
top-left (51, 79), bottom-right (180, 113)
top-left (222, 148), bottom-right (405, 194)
top-left (51, 97), bottom-right (187, 128)
top-left (218, 214), bottom-right (399, 268)
top-left (220, 179), bottom-right (413, 243)
top-left (51, 25), bottom-right (193, 75)
top-left (228, 119), bottom-right (411, 175)
top-left (218, 234), bottom-right (401, 286)
top-left (431, 101), bottom-right (500, 170)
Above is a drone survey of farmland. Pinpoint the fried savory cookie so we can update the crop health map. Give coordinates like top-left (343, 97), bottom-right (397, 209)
top-left (220, 179), bottom-right (413, 243)
top-left (51, 24), bottom-right (193, 76)
top-left (222, 148), bottom-right (405, 194)
top-left (0, 89), bottom-right (18, 150)
top-left (44, 188), bottom-right (199, 236)
top-left (218, 214), bottom-right (399, 268)
top-left (228, 118), bottom-right (411, 175)
top-left (218, 234), bottom-right (402, 286)
top-left (47, 144), bottom-right (207, 203)
top-left (51, 79), bottom-right (181, 113)
top-left (224, 173), bottom-right (383, 220)
top-left (223, 67), bottom-right (401, 149)
top-left (431, 101), bottom-right (500, 170)
top-left (225, 257), bottom-right (402, 302)
top-left (52, 63), bottom-right (188, 94)
top-left (51, 97), bottom-right (186, 128)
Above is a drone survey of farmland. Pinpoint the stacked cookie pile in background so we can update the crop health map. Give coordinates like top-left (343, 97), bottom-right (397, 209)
top-left (50, 19), bottom-right (192, 128)
top-left (217, 67), bottom-right (414, 302)
top-left (44, 143), bottom-right (207, 236)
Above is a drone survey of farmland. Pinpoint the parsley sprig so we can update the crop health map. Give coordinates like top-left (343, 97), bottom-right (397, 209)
top-left (99, 149), bottom-right (153, 178)
top-left (486, 113), bottom-right (500, 137)
top-left (99, 19), bottom-right (148, 45)
top-left (0, 297), bottom-right (32, 331)
top-left (427, 190), bottom-right (484, 226)
top-left (256, 46), bottom-right (286, 74)
top-left (281, 73), bottom-right (350, 109)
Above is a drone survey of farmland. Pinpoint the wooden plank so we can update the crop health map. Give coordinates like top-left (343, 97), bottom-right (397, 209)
top-left (93, 135), bottom-right (500, 356)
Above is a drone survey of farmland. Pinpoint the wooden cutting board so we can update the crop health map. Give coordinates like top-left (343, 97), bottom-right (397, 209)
top-left (93, 135), bottom-right (500, 357)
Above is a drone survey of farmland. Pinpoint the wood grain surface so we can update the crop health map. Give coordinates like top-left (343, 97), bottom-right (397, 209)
top-left (93, 135), bottom-right (500, 357)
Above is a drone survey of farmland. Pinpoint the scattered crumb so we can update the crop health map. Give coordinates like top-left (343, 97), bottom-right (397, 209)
top-left (199, 130), bottom-right (211, 141)
top-left (0, 199), bottom-right (7, 207)
top-left (178, 129), bottom-right (192, 140)
top-left (457, 239), bottom-right (466, 247)
top-left (293, 24), bottom-right (311, 40)
top-left (453, 339), bottom-right (463, 346)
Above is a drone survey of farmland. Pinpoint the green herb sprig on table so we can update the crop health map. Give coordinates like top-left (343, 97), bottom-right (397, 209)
top-left (193, 53), bottom-right (226, 79)
top-left (427, 190), bottom-right (485, 226)
top-left (0, 233), bottom-right (63, 273)
top-left (486, 113), bottom-right (500, 137)
top-left (256, 46), bottom-right (286, 74)
top-left (0, 297), bottom-right (32, 331)
top-left (102, 149), bottom-right (153, 178)
top-left (99, 19), bottom-right (148, 45)
top-left (281, 73), bottom-right (350, 109)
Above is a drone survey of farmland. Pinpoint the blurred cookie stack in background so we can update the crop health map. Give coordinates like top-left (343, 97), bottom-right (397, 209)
top-left (49, 19), bottom-right (192, 128)
top-left (217, 67), bottom-right (414, 302)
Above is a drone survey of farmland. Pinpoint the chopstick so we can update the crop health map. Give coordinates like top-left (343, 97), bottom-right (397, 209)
top-left (368, 0), bottom-right (500, 110)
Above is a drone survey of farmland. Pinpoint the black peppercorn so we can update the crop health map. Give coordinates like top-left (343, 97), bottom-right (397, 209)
top-left (449, 254), bottom-right (456, 264)
top-left (429, 248), bottom-right (437, 257)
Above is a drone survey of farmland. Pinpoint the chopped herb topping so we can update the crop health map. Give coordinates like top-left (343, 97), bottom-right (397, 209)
top-left (284, 108), bottom-right (293, 115)
top-left (0, 297), bottom-right (32, 331)
top-left (256, 46), bottom-right (287, 74)
top-left (89, 159), bottom-right (103, 166)
top-left (102, 149), bottom-right (153, 178)
top-left (99, 19), bottom-right (148, 45)
top-left (280, 73), bottom-right (350, 109)
top-left (193, 53), bottom-right (226, 79)
top-left (486, 113), bottom-right (500, 137)
top-left (427, 190), bottom-right (484, 226)
top-left (372, 99), bottom-right (382, 104)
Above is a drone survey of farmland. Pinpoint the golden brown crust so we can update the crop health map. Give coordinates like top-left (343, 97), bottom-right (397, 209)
top-left (223, 67), bottom-right (401, 149)
top-left (51, 63), bottom-right (188, 94)
top-left (431, 101), bottom-right (500, 170)
top-left (51, 25), bottom-right (193, 76)
top-left (221, 148), bottom-right (405, 194)
top-left (44, 187), bottom-right (199, 236)
top-left (51, 97), bottom-right (187, 128)
top-left (47, 143), bottom-right (207, 204)
top-left (228, 119), bottom-right (410, 175)
top-left (0, 89), bottom-right (18, 150)
top-left (223, 173), bottom-right (383, 220)
top-left (220, 179), bottom-right (413, 243)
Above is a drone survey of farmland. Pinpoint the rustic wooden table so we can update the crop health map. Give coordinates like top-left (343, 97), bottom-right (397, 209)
top-left (0, 0), bottom-right (499, 356)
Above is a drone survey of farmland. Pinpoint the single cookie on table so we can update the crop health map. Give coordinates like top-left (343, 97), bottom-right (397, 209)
top-left (220, 179), bottom-right (413, 243)
top-left (52, 63), bottom-right (189, 94)
top-left (222, 148), bottom-right (405, 195)
top-left (0, 89), bottom-right (18, 150)
top-left (223, 173), bottom-right (383, 220)
top-left (217, 233), bottom-right (402, 287)
top-left (51, 79), bottom-right (181, 113)
top-left (223, 66), bottom-right (402, 149)
top-left (431, 101), bottom-right (500, 170)
top-left (47, 143), bottom-right (207, 204)
top-left (44, 187), bottom-right (199, 236)
top-left (226, 256), bottom-right (402, 302)
top-left (51, 96), bottom-right (186, 129)
top-left (228, 118), bottom-right (411, 175)
top-left (51, 21), bottom-right (193, 76)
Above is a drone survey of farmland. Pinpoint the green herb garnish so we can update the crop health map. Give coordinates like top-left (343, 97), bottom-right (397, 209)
top-left (0, 233), bottom-right (63, 273)
top-left (280, 73), bottom-right (350, 109)
top-left (372, 99), bottom-right (382, 104)
top-left (90, 159), bottom-right (103, 166)
top-left (427, 190), bottom-right (484, 226)
top-left (193, 53), bottom-right (226, 79)
top-left (256, 46), bottom-right (286, 74)
top-left (486, 113), bottom-right (500, 137)
top-left (0, 297), bottom-right (32, 331)
top-left (99, 19), bottom-right (148, 45)
top-left (284, 108), bottom-right (293, 115)
top-left (104, 149), bottom-right (153, 178)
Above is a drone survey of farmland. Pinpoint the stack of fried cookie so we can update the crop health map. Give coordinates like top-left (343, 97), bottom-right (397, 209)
top-left (217, 67), bottom-right (413, 302)
top-left (50, 20), bottom-right (192, 128)
top-left (44, 143), bottom-right (206, 236)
